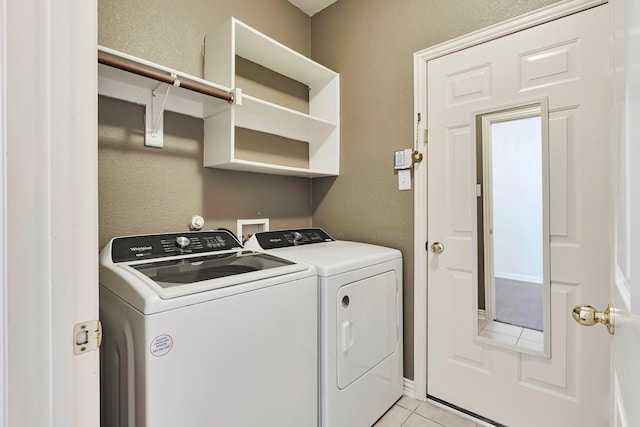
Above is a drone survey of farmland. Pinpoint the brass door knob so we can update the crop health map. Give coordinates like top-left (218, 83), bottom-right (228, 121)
top-left (572, 304), bottom-right (614, 335)
top-left (430, 242), bottom-right (444, 254)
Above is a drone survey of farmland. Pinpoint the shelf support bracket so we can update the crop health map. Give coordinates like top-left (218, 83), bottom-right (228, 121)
top-left (232, 88), bottom-right (243, 106)
top-left (145, 74), bottom-right (180, 148)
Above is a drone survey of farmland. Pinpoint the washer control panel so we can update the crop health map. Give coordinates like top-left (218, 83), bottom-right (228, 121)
top-left (111, 230), bottom-right (242, 262)
top-left (250, 228), bottom-right (335, 249)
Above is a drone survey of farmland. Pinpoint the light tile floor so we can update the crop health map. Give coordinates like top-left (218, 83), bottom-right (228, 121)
top-left (373, 396), bottom-right (486, 427)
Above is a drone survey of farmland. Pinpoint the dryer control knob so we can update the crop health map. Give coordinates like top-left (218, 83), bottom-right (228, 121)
top-left (175, 236), bottom-right (191, 249)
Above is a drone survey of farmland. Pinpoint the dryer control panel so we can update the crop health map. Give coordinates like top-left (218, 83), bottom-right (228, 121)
top-left (110, 230), bottom-right (243, 262)
top-left (249, 228), bottom-right (335, 249)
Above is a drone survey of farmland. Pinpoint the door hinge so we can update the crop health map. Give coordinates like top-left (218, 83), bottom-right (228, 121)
top-left (74, 320), bottom-right (102, 355)
top-left (424, 129), bottom-right (428, 144)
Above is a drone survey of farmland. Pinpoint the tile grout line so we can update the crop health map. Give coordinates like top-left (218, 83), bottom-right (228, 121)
top-left (377, 396), bottom-right (492, 427)
top-left (394, 397), bottom-right (470, 427)
top-left (398, 408), bottom-right (447, 427)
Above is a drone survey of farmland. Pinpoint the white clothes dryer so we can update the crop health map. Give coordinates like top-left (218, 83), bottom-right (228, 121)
top-left (99, 230), bottom-right (318, 427)
top-left (246, 228), bottom-right (403, 427)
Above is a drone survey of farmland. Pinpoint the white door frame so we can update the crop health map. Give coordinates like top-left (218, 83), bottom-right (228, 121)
top-left (4, 0), bottom-right (98, 425)
top-left (0, 0), bottom-right (6, 424)
top-left (412, 0), bottom-right (608, 400)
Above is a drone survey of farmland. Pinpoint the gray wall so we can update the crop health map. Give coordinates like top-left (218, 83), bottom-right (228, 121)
top-left (99, 0), bottom-right (560, 381)
top-left (310, 0), bottom-right (560, 379)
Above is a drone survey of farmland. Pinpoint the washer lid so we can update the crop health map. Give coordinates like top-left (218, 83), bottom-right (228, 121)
top-left (118, 250), bottom-right (308, 300)
top-left (132, 250), bottom-right (296, 286)
top-left (101, 231), bottom-right (313, 302)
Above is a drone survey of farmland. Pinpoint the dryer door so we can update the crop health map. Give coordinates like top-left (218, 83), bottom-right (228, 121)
top-left (336, 270), bottom-right (399, 389)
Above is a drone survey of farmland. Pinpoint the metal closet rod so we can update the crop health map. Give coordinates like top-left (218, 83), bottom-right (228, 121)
top-left (98, 51), bottom-right (234, 103)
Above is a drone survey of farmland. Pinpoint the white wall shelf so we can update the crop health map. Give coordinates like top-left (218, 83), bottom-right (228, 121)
top-left (97, 17), bottom-right (340, 177)
top-left (204, 18), bottom-right (340, 177)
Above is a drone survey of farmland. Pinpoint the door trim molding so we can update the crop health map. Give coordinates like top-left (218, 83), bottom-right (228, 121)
top-left (0, 0), bottom-right (6, 423)
top-left (412, 0), bottom-right (608, 401)
top-left (5, 0), bottom-right (98, 425)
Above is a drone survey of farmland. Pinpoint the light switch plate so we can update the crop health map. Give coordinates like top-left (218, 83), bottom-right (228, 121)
top-left (398, 169), bottom-right (411, 191)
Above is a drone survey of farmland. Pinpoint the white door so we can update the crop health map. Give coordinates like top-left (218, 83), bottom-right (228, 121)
top-left (610, 0), bottom-right (640, 425)
top-left (427, 5), bottom-right (611, 426)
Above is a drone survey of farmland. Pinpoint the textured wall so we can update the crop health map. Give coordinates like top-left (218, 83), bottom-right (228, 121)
top-left (310, 0), bottom-right (560, 380)
top-left (98, 98), bottom-right (313, 247)
top-left (99, 0), bottom-right (310, 78)
top-left (98, 0), bottom-right (312, 248)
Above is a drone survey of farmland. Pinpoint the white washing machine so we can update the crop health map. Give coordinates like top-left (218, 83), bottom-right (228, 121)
top-left (246, 228), bottom-right (403, 427)
top-left (99, 230), bottom-right (318, 427)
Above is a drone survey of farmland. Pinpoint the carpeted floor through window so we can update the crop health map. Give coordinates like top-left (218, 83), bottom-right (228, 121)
top-left (494, 277), bottom-right (543, 331)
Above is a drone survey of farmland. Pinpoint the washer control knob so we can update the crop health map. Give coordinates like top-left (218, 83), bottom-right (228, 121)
top-left (293, 231), bottom-right (304, 244)
top-left (175, 236), bottom-right (191, 249)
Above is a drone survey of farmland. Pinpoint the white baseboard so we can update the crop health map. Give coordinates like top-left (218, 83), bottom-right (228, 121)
top-left (403, 377), bottom-right (418, 399)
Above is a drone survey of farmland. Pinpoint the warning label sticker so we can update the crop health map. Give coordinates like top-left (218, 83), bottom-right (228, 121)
top-left (150, 334), bottom-right (173, 357)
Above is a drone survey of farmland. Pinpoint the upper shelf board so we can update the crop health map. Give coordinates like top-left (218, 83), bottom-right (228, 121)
top-left (232, 19), bottom-right (337, 88)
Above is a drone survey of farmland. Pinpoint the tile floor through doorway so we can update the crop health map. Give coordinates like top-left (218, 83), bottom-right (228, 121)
top-left (374, 396), bottom-right (490, 427)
